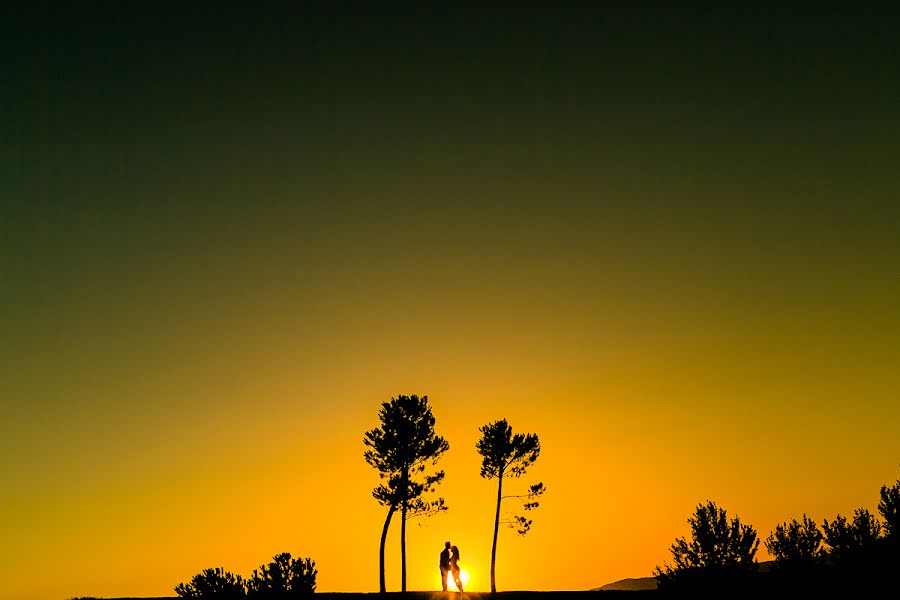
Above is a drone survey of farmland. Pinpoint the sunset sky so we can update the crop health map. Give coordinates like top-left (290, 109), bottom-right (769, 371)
top-left (2, 3), bottom-right (899, 600)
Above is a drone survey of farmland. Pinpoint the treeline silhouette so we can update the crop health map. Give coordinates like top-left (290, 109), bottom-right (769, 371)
top-left (655, 474), bottom-right (900, 597)
top-left (175, 553), bottom-right (316, 599)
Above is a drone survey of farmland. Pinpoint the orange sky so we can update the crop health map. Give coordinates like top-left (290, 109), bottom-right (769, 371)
top-left (3, 270), bottom-right (898, 599)
top-left (2, 4), bottom-right (899, 600)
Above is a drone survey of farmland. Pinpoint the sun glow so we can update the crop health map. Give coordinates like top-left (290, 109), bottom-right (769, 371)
top-left (443, 568), bottom-right (471, 592)
top-left (457, 569), bottom-right (470, 589)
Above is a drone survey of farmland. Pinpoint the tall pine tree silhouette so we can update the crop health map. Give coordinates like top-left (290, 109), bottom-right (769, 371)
top-left (364, 395), bottom-right (448, 592)
top-left (476, 418), bottom-right (543, 593)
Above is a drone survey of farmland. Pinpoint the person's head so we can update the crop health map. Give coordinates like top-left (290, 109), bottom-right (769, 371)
top-left (451, 545), bottom-right (459, 554)
top-left (445, 541), bottom-right (451, 549)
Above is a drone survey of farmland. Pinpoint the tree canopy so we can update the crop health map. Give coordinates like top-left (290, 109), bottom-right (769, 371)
top-left (476, 419), bottom-right (540, 480)
top-left (765, 514), bottom-right (823, 568)
top-left (878, 477), bottom-right (900, 542)
top-left (656, 500), bottom-right (759, 592)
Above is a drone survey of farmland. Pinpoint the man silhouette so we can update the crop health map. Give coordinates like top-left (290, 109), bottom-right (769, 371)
top-left (439, 541), bottom-right (452, 591)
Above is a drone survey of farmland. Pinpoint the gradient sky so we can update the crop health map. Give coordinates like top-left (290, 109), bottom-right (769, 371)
top-left (2, 3), bottom-right (899, 600)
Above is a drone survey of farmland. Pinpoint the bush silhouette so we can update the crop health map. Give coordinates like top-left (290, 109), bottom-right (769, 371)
top-left (655, 500), bottom-right (759, 593)
top-left (175, 554), bottom-right (315, 599)
top-left (175, 567), bottom-right (247, 599)
top-left (247, 553), bottom-right (317, 598)
top-left (652, 476), bottom-right (900, 595)
top-left (878, 476), bottom-right (900, 543)
top-left (823, 508), bottom-right (881, 559)
top-left (765, 514), bottom-right (824, 568)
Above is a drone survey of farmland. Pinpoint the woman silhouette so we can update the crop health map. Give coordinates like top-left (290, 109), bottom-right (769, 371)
top-left (450, 545), bottom-right (463, 592)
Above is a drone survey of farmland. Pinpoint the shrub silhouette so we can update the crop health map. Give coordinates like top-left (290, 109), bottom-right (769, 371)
top-left (655, 500), bottom-right (759, 593)
top-left (878, 476), bottom-right (900, 542)
top-left (821, 508), bottom-right (890, 592)
top-left (175, 567), bottom-right (247, 599)
top-left (763, 513), bottom-right (826, 593)
top-left (822, 508), bottom-right (881, 560)
top-left (175, 554), bottom-right (315, 599)
top-left (247, 553), bottom-right (317, 598)
top-left (652, 476), bottom-right (900, 595)
top-left (765, 514), bottom-right (824, 568)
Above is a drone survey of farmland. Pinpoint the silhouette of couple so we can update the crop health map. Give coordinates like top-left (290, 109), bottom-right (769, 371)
top-left (439, 541), bottom-right (463, 592)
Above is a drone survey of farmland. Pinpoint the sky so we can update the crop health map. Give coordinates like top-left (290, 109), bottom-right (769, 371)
top-left (2, 3), bottom-right (899, 599)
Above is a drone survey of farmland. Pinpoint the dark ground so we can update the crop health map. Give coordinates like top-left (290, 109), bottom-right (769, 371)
top-left (102, 593), bottom-right (655, 600)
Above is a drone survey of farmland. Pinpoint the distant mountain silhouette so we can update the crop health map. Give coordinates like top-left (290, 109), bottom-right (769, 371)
top-left (595, 561), bottom-right (777, 591)
top-left (757, 560), bottom-right (775, 573)
top-left (594, 577), bottom-right (657, 591)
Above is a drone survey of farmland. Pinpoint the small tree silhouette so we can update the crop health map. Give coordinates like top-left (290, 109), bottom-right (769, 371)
top-left (878, 476), bottom-right (900, 543)
top-left (822, 508), bottom-right (884, 587)
top-left (364, 395), bottom-right (449, 592)
top-left (765, 514), bottom-right (823, 569)
top-left (175, 567), bottom-right (247, 599)
top-left (823, 508), bottom-right (881, 559)
top-left (476, 418), bottom-right (544, 593)
top-left (247, 553), bottom-right (316, 598)
top-left (655, 501), bottom-right (759, 591)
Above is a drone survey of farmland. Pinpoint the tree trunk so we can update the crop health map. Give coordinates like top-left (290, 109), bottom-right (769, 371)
top-left (401, 467), bottom-right (408, 592)
top-left (491, 470), bottom-right (504, 593)
top-left (379, 506), bottom-right (396, 593)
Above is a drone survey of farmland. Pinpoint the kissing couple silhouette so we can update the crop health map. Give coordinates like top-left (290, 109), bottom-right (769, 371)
top-left (439, 541), bottom-right (464, 592)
